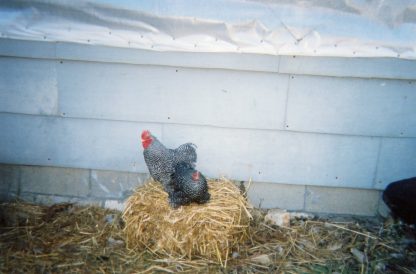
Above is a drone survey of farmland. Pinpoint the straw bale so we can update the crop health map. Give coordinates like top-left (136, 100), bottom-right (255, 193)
top-left (122, 178), bottom-right (252, 263)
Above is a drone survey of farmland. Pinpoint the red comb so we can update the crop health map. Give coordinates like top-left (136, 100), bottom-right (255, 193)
top-left (141, 130), bottom-right (150, 139)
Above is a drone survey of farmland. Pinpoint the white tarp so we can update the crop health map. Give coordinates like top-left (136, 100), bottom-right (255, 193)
top-left (1, 0), bottom-right (416, 59)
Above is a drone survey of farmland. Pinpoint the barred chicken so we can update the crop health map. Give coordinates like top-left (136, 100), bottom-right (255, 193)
top-left (170, 162), bottom-right (210, 208)
top-left (141, 130), bottom-right (197, 202)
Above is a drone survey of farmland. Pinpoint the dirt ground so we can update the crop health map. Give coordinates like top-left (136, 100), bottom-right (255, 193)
top-left (0, 201), bottom-right (415, 274)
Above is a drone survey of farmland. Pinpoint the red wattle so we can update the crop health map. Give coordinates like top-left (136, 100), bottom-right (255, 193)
top-left (142, 139), bottom-right (152, 149)
top-left (192, 171), bottom-right (200, 181)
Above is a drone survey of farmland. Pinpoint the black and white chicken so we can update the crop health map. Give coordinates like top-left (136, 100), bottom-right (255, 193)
top-left (141, 130), bottom-right (210, 207)
top-left (383, 177), bottom-right (416, 225)
top-left (170, 162), bottom-right (210, 208)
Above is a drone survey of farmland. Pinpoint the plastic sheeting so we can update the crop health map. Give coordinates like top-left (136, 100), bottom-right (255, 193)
top-left (1, 0), bottom-right (416, 59)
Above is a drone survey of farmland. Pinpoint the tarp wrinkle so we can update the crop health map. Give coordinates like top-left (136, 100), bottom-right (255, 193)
top-left (0, 0), bottom-right (416, 59)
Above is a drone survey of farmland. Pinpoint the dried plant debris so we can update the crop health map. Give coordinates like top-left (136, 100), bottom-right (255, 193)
top-left (123, 178), bottom-right (252, 265)
top-left (0, 184), bottom-right (415, 273)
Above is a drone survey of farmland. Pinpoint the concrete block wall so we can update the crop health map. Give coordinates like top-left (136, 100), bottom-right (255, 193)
top-left (0, 163), bottom-right (381, 215)
top-left (0, 164), bottom-right (148, 210)
top-left (1, 38), bottom-right (415, 215)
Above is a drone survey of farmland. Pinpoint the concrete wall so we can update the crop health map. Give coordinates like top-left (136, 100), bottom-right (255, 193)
top-left (0, 164), bottom-right (380, 215)
top-left (0, 38), bottom-right (415, 215)
top-left (0, 164), bottom-right (147, 211)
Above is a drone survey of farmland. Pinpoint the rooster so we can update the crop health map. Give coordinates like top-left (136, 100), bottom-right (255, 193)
top-left (170, 162), bottom-right (210, 208)
top-left (141, 130), bottom-right (197, 201)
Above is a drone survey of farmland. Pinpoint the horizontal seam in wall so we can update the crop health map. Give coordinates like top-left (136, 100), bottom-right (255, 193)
top-left (19, 191), bottom-right (92, 199)
top-left (1, 111), bottom-right (415, 140)
top-left (1, 49), bottom-right (415, 80)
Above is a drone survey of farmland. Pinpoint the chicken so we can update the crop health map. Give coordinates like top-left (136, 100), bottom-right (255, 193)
top-left (383, 177), bottom-right (416, 225)
top-left (170, 162), bottom-right (210, 208)
top-left (141, 130), bottom-right (197, 198)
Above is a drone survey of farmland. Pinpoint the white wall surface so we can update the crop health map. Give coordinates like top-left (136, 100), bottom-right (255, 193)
top-left (0, 38), bottom-right (415, 191)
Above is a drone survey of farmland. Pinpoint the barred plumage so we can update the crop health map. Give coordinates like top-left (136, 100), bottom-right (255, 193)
top-left (170, 162), bottom-right (210, 208)
top-left (173, 143), bottom-right (197, 168)
top-left (141, 130), bottom-right (198, 199)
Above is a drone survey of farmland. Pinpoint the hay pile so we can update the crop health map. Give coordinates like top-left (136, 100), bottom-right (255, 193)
top-left (0, 200), bottom-right (415, 273)
top-left (122, 178), bottom-right (252, 264)
top-left (0, 202), bottom-right (126, 273)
